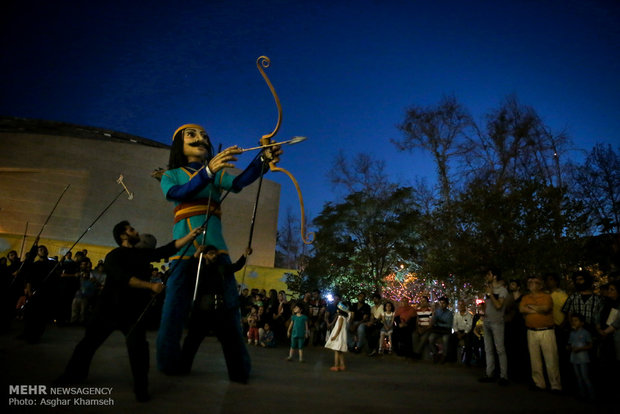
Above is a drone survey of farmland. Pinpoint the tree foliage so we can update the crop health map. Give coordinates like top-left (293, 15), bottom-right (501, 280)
top-left (280, 95), bottom-right (618, 301)
top-left (306, 187), bottom-right (420, 299)
top-left (395, 95), bottom-right (596, 290)
top-left (305, 165), bottom-right (421, 299)
top-left (448, 176), bottom-right (581, 280)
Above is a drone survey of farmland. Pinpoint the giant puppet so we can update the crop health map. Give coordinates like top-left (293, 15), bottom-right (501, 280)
top-left (157, 56), bottom-right (313, 380)
top-left (156, 122), bottom-right (281, 380)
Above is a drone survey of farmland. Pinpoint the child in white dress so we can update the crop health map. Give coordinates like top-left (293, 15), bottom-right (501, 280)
top-left (325, 302), bottom-right (350, 371)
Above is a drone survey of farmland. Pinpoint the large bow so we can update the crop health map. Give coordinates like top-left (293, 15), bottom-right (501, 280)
top-left (256, 56), bottom-right (314, 244)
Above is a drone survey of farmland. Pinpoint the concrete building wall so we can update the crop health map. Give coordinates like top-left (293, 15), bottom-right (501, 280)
top-left (0, 119), bottom-right (279, 267)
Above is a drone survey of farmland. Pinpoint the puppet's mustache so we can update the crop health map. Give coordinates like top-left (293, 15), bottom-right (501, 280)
top-left (188, 141), bottom-right (208, 149)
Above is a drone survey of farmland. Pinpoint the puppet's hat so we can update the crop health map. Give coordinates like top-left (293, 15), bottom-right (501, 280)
top-left (172, 124), bottom-right (205, 141)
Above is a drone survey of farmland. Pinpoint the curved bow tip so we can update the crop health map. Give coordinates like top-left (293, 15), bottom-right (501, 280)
top-left (302, 231), bottom-right (316, 245)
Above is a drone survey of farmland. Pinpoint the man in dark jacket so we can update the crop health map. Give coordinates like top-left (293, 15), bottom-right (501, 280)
top-left (20, 243), bottom-right (59, 343)
top-left (57, 221), bottom-right (202, 402)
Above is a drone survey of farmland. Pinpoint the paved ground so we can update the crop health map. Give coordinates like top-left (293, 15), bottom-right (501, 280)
top-left (0, 322), bottom-right (605, 414)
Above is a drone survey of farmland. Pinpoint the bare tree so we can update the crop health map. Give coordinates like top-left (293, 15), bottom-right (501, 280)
top-left (394, 95), bottom-right (474, 202)
top-left (463, 95), bottom-right (569, 189)
top-left (394, 94), bottom-right (578, 282)
top-left (328, 151), bottom-right (394, 198)
top-left (276, 207), bottom-right (310, 270)
top-left (571, 144), bottom-right (620, 235)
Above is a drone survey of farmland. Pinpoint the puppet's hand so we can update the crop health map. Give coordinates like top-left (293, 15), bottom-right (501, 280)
top-left (261, 145), bottom-right (282, 166)
top-left (194, 245), bottom-right (205, 258)
top-left (208, 146), bottom-right (242, 173)
top-left (151, 168), bottom-right (165, 182)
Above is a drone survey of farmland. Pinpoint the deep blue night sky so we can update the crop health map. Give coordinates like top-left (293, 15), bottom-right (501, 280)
top-left (2, 0), bottom-right (619, 228)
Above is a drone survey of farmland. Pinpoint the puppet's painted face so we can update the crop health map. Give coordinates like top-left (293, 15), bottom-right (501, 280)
top-left (182, 126), bottom-right (211, 162)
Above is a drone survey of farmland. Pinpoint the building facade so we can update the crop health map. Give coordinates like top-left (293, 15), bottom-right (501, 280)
top-left (0, 117), bottom-right (280, 268)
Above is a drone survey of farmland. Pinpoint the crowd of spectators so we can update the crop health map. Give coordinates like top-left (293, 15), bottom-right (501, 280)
top-left (0, 246), bottom-right (113, 338)
top-left (236, 269), bottom-right (619, 404)
top-left (0, 246), bottom-right (176, 336)
top-left (3, 247), bottom-right (619, 404)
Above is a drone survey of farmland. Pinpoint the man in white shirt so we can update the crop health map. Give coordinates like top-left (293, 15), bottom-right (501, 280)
top-left (452, 301), bottom-right (473, 364)
top-left (479, 268), bottom-right (509, 385)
